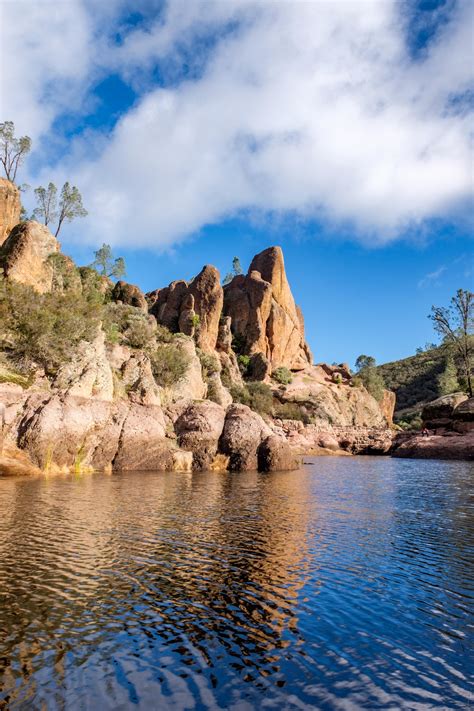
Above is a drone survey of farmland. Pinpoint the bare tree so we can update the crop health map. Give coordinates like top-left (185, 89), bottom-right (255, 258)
top-left (0, 121), bottom-right (31, 183)
top-left (430, 289), bottom-right (473, 396)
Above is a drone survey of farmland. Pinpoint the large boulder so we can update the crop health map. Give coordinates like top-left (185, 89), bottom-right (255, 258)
top-left (111, 280), bottom-right (147, 310)
top-left (452, 397), bottom-right (474, 434)
top-left (422, 392), bottom-right (468, 429)
top-left (188, 265), bottom-right (223, 352)
top-left (175, 401), bottom-right (226, 470)
top-left (392, 430), bottom-right (474, 461)
top-left (0, 178), bottom-right (21, 246)
top-left (219, 404), bottom-right (272, 471)
top-left (224, 247), bottom-right (312, 370)
top-left (54, 331), bottom-right (114, 402)
top-left (0, 220), bottom-right (59, 292)
top-left (257, 435), bottom-right (299, 472)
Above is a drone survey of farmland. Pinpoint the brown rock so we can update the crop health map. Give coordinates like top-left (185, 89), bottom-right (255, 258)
top-left (175, 401), bottom-right (226, 470)
top-left (0, 220), bottom-right (59, 292)
top-left (224, 247), bottom-right (312, 370)
top-left (0, 178), bottom-right (21, 246)
top-left (219, 404), bottom-right (272, 471)
top-left (452, 397), bottom-right (474, 421)
top-left (380, 389), bottom-right (396, 424)
top-left (54, 331), bottom-right (114, 402)
top-left (112, 280), bottom-right (147, 310)
top-left (188, 265), bottom-right (223, 352)
top-left (257, 435), bottom-right (299, 471)
top-left (392, 430), bottom-right (474, 461)
top-left (422, 392), bottom-right (468, 428)
top-left (0, 445), bottom-right (41, 477)
top-left (178, 293), bottom-right (196, 337)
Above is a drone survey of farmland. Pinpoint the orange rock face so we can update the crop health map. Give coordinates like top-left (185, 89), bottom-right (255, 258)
top-left (1, 220), bottom-right (60, 292)
top-left (224, 246), bottom-right (312, 370)
top-left (0, 178), bottom-right (21, 246)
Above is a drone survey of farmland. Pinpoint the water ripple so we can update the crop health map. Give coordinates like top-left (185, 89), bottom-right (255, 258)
top-left (0, 458), bottom-right (473, 710)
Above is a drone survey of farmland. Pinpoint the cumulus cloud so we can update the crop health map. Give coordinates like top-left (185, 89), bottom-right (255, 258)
top-left (1, 0), bottom-right (473, 248)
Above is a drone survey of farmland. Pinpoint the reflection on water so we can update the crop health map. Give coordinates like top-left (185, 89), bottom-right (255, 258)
top-left (0, 458), bottom-right (473, 710)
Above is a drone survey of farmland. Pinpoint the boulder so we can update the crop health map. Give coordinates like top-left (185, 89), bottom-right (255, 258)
top-left (257, 435), bottom-right (299, 471)
top-left (120, 351), bottom-right (162, 406)
top-left (223, 246), bottom-right (312, 370)
top-left (111, 280), bottom-right (147, 310)
top-left (422, 392), bottom-right (468, 429)
top-left (175, 401), bottom-right (226, 470)
top-left (165, 338), bottom-right (207, 402)
top-left (452, 397), bottom-right (474, 434)
top-left (219, 404), bottom-right (272, 471)
top-left (0, 445), bottom-right (41, 477)
top-left (0, 178), bottom-right (21, 246)
top-left (0, 220), bottom-right (59, 292)
top-left (178, 293), bottom-right (197, 337)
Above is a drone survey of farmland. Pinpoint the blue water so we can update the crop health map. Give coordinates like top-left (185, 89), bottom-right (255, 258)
top-left (0, 457), bottom-right (473, 710)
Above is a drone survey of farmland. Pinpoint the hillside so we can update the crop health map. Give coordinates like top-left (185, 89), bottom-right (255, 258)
top-left (376, 344), bottom-right (454, 416)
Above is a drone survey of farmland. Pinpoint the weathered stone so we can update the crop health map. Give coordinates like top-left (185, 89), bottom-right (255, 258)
top-left (216, 316), bottom-right (233, 353)
top-left (178, 293), bottom-right (196, 337)
top-left (0, 445), bottom-right (41, 477)
top-left (165, 338), bottom-right (207, 402)
top-left (392, 430), bottom-right (474, 461)
top-left (219, 404), bottom-right (272, 471)
top-left (188, 265), bottom-right (223, 352)
top-left (380, 389), bottom-right (396, 425)
top-left (452, 397), bottom-right (474, 421)
top-left (54, 331), bottom-right (114, 402)
top-left (257, 435), bottom-right (299, 471)
top-left (422, 392), bottom-right (468, 428)
top-left (120, 352), bottom-right (161, 406)
top-left (224, 246), bottom-right (312, 370)
top-left (112, 280), bottom-right (147, 310)
top-left (0, 178), bottom-right (21, 246)
top-left (0, 220), bottom-right (59, 292)
top-left (248, 352), bottom-right (271, 381)
top-left (175, 401), bottom-right (226, 470)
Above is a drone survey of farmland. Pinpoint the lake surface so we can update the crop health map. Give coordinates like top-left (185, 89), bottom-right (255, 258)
top-left (0, 458), bottom-right (473, 710)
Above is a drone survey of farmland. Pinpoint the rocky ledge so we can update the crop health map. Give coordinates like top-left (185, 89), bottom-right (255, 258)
top-left (392, 393), bottom-right (474, 461)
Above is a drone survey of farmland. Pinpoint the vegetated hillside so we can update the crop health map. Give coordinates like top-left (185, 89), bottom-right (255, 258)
top-left (376, 344), bottom-right (452, 415)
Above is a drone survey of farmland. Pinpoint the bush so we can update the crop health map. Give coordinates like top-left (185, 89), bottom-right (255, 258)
top-left (198, 350), bottom-right (220, 379)
top-left (272, 367), bottom-right (293, 385)
top-left (149, 343), bottom-right (190, 387)
top-left (230, 381), bottom-right (273, 415)
top-left (237, 354), bottom-right (250, 376)
top-left (0, 272), bottom-right (103, 375)
top-left (358, 367), bottom-right (385, 402)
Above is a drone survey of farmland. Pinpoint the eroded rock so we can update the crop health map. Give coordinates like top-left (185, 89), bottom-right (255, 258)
top-left (1, 220), bottom-right (59, 292)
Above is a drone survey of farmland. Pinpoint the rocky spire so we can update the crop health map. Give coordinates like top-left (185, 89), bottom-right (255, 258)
top-left (0, 178), bottom-right (21, 246)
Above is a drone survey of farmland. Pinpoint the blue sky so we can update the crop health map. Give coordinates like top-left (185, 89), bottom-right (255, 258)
top-left (1, 0), bottom-right (472, 367)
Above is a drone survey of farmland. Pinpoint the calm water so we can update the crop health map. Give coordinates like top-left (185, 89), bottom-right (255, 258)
top-left (0, 458), bottom-right (473, 711)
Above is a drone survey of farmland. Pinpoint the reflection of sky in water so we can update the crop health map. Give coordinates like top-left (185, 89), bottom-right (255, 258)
top-left (0, 458), bottom-right (472, 710)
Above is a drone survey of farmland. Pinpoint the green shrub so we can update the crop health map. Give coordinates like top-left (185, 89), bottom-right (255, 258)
top-left (231, 332), bottom-right (246, 355)
top-left (230, 384), bottom-right (251, 407)
top-left (0, 272), bottom-right (103, 375)
top-left (272, 367), bottom-right (293, 385)
top-left (358, 367), bottom-right (385, 402)
top-left (198, 350), bottom-right (220, 379)
top-left (149, 343), bottom-right (190, 387)
top-left (237, 354), bottom-right (250, 376)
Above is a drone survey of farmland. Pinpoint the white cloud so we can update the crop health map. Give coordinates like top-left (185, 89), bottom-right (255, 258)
top-left (1, 0), bottom-right (473, 248)
top-left (418, 265), bottom-right (447, 289)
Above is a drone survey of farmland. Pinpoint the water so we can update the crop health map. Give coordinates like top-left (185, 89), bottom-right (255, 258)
top-left (0, 458), bottom-right (473, 711)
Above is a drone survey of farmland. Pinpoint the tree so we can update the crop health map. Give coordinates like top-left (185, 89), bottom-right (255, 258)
top-left (438, 356), bottom-right (460, 396)
top-left (223, 256), bottom-right (244, 285)
top-left (54, 182), bottom-right (87, 237)
top-left (33, 183), bottom-right (58, 226)
top-left (355, 354), bottom-right (376, 372)
top-left (0, 121), bottom-right (31, 183)
top-left (429, 289), bottom-right (473, 396)
top-left (90, 244), bottom-right (126, 280)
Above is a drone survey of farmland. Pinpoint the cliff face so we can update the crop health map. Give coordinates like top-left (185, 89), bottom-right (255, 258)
top-left (0, 178), bottom-right (21, 246)
top-left (0, 222), bottom-right (395, 475)
top-left (224, 247), bottom-right (312, 370)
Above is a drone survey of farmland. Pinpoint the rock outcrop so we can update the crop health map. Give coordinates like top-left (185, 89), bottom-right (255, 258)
top-left (0, 220), bottom-right (59, 292)
top-left (0, 178), bottom-right (21, 246)
top-left (111, 280), bottom-right (147, 310)
top-left (219, 404), bottom-right (273, 471)
top-left (224, 247), bottom-right (312, 370)
top-left (392, 395), bottom-right (474, 460)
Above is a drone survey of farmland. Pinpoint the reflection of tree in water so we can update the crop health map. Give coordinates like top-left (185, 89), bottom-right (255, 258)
top-left (0, 469), bottom-right (313, 707)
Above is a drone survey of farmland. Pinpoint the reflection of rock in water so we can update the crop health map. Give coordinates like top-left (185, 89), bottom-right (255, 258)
top-left (0, 470), bottom-right (313, 705)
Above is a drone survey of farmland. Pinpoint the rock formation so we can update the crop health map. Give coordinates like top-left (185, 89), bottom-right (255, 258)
top-left (392, 395), bottom-right (474, 460)
top-left (0, 178), bottom-right (21, 246)
top-left (224, 247), bottom-right (312, 370)
top-left (0, 220), bottom-right (59, 292)
top-left (0, 228), bottom-right (402, 475)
